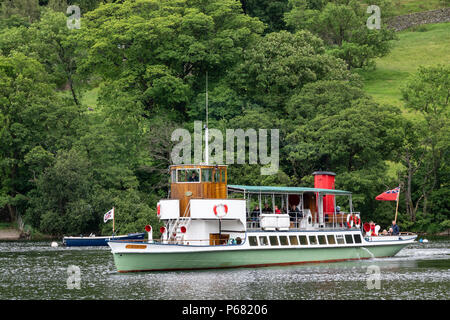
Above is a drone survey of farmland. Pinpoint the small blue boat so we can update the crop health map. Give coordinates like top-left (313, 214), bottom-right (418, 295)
top-left (63, 232), bottom-right (146, 247)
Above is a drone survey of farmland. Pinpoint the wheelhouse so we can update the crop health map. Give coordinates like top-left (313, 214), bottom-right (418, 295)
top-left (169, 164), bottom-right (228, 217)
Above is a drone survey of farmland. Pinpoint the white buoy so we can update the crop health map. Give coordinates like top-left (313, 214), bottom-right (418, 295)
top-left (51, 241), bottom-right (58, 247)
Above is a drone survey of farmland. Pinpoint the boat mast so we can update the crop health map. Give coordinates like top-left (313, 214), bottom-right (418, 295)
top-left (205, 71), bottom-right (209, 165)
top-left (394, 186), bottom-right (400, 223)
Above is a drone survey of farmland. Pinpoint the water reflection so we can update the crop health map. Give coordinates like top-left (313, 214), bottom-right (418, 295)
top-left (0, 240), bottom-right (448, 300)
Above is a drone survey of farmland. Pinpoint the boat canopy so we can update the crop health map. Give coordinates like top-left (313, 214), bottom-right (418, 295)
top-left (227, 185), bottom-right (352, 196)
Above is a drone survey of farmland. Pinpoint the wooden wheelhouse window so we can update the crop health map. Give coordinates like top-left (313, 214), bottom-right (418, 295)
top-left (214, 169), bottom-right (220, 183)
top-left (221, 169), bottom-right (226, 182)
top-left (202, 168), bottom-right (212, 182)
top-left (177, 169), bottom-right (200, 183)
top-left (176, 169), bottom-right (186, 182)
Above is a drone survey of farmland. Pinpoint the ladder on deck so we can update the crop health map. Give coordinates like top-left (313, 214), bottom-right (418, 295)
top-left (167, 201), bottom-right (192, 244)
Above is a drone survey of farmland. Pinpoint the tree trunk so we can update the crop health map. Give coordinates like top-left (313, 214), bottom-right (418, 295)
top-left (6, 203), bottom-right (16, 223)
top-left (68, 77), bottom-right (80, 106)
top-left (405, 154), bottom-right (416, 222)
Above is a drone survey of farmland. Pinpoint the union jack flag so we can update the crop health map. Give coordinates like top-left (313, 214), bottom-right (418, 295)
top-left (103, 208), bottom-right (114, 223)
top-left (375, 187), bottom-right (400, 201)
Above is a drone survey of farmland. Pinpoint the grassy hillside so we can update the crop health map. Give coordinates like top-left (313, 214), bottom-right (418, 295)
top-left (357, 22), bottom-right (450, 110)
top-left (390, 0), bottom-right (450, 16)
top-left (82, 7), bottom-right (450, 114)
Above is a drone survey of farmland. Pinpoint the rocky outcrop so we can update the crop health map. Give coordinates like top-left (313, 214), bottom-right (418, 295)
top-left (387, 7), bottom-right (450, 31)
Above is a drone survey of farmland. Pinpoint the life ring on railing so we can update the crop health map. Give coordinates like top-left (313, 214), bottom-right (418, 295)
top-left (353, 214), bottom-right (361, 228)
top-left (213, 204), bottom-right (228, 217)
top-left (346, 214), bottom-right (354, 228)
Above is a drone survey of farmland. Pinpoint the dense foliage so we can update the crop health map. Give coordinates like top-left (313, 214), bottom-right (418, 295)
top-left (0, 0), bottom-right (448, 236)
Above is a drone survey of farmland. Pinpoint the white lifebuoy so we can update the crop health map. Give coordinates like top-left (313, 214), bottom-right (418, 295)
top-left (213, 204), bottom-right (228, 217)
top-left (346, 214), bottom-right (354, 228)
top-left (353, 214), bottom-right (361, 228)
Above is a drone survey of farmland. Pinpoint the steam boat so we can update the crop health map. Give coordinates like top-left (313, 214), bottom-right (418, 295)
top-left (108, 165), bottom-right (416, 272)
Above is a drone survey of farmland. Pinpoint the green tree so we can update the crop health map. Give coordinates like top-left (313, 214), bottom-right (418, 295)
top-left (29, 9), bottom-right (84, 104)
top-left (284, 0), bottom-right (396, 69)
top-left (230, 30), bottom-right (353, 111)
top-left (27, 149), bottom-right (96, 235)
top-left (0, 9), bottom-right (85, 104)
top-left (76, 0), bottom-right (264, 117)
top-left (285, 79), bottom-right (365, 119)
top-left (0, 52), bottom-right (80, 223)
top-left (285, 98), bottom-right (403, 220)
top-left (0, 0), bottom-right (41, 24)
top-left (401, 65), bottom-right (449, 225)
top-left (240, 0), bottom-right (290, 33)
top-left (100, 189), bottom-right (159, 235)
top-left (397, 117), bottom-right (428, 223)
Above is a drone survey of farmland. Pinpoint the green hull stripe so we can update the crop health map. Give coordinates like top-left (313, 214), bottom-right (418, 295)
top-left (113, 244), bottom-right (407, 272)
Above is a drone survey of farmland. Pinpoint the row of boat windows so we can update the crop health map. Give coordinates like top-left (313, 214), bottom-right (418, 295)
top-left (248, 234), bottom-right (362, 247)
top-left (171, 168), bottom-right (226, 183)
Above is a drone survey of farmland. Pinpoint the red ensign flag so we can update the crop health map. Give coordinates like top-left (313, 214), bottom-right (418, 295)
top-left (375, 187), bottom-right (400, 201)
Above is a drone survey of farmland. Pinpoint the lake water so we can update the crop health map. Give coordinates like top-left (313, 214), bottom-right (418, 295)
top-left (0, 239), bottom-right (448, 300)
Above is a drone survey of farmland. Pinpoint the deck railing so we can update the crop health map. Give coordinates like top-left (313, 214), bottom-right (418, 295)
top-left (246, 212), bottom-right (362, 230)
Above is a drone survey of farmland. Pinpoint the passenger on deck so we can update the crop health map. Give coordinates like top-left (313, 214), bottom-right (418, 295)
top-left (274, 205), bottom-right (281, 214)
top-left (369, 221), bottom-right (376, 236)
top-left (288, 204), bottom-right (299, 222)
top-left (289, 204), bottom-right (300, 214)
top-left (250, 205), bottom-right (260, 219)
top-left (188, 171), bottom-right (199, 182)
top-left (295, 205), bottom-right (304, 218)
top-left (262, 203), bottom-right (272, 213)
top-left (389, 220), bottom-right (400, 235)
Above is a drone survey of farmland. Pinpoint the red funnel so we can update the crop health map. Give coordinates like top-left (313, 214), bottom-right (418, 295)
top-left (312, 171), bottom-right (336, 214)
